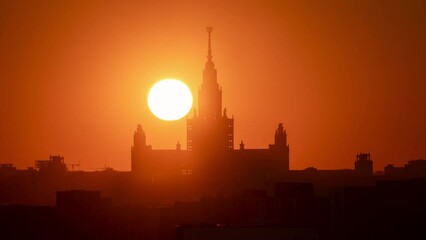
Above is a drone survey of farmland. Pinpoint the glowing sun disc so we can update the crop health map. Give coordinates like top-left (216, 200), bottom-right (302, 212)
top-left (148, 79), bottom-right (193, 121)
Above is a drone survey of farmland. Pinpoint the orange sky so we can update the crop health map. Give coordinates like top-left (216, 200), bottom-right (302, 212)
top-left (1, 0), bottom-right (425, 171)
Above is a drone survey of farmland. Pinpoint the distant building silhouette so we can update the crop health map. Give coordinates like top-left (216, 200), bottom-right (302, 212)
top-left (35, 155), bottom-right (67, 173)
top-left (0, 164), bottom-right (16, 173)
top-left (131, 27), bottom-right (289, 188)
top-left (384, 159), bottom-right (426, 178)
top-left (354, 153), bottom-right (373, 176)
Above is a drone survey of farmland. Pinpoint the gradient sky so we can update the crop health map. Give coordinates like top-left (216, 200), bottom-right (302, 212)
top-left (1, 0), bottom-right (425, 171)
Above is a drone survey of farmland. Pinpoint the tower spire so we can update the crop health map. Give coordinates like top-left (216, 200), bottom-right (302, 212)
top-left (206, 25), bottom-right (213, 62)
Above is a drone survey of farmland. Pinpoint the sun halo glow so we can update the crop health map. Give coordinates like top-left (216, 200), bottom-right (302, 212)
top-left (147, 79), bottom-right (193, 121)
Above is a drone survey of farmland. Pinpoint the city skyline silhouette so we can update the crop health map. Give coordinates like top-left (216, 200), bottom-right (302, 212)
top-left (1, 1), bottom-right (426, 239)
top-left (1, 1), bottom-right (425, 172)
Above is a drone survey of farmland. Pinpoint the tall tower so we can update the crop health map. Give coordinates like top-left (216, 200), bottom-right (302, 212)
top-left (269, 123), bottom-right (290, 171)
top-left (187, 27), bottom-right (234, 152)
top-left (354, 153), bottom-right (373, 176)
top-left (198, 26), bottom-right (222, 120)
top-left (131, 124), bottom-right (151, 173)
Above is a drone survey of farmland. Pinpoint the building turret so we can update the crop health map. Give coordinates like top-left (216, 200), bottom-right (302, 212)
top-left (274, 123), bottom-right (287, 147)
top-left (354, 153), bottom-right (373, 176)
top-left (269, 123), bottom-right (290, 171)
top-left (133, 124), bottom-right (146, 150)
top-left (131, 124), bottom-right (151, 173)
top-left (240, 140), bottom-right (245, 150)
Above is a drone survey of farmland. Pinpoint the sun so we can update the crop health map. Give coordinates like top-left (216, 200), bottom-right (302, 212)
top-left (147, 79), bottom-right (193, 121)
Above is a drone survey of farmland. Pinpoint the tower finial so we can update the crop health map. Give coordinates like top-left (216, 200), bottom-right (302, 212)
top-left (206, 25), bottom-right (213, 62)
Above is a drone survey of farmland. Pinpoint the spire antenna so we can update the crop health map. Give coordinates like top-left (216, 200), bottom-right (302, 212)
top-left (206, 25), bottom-right (213, 62)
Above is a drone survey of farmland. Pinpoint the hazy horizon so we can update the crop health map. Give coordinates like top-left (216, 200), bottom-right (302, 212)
top-left (1, 0), bottom-right (425, 171)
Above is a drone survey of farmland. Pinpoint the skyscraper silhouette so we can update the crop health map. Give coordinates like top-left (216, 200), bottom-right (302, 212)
top-left (131, 27), bottom-right (290, 186)
top-left (187, 26), bottom-right (234, 152)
